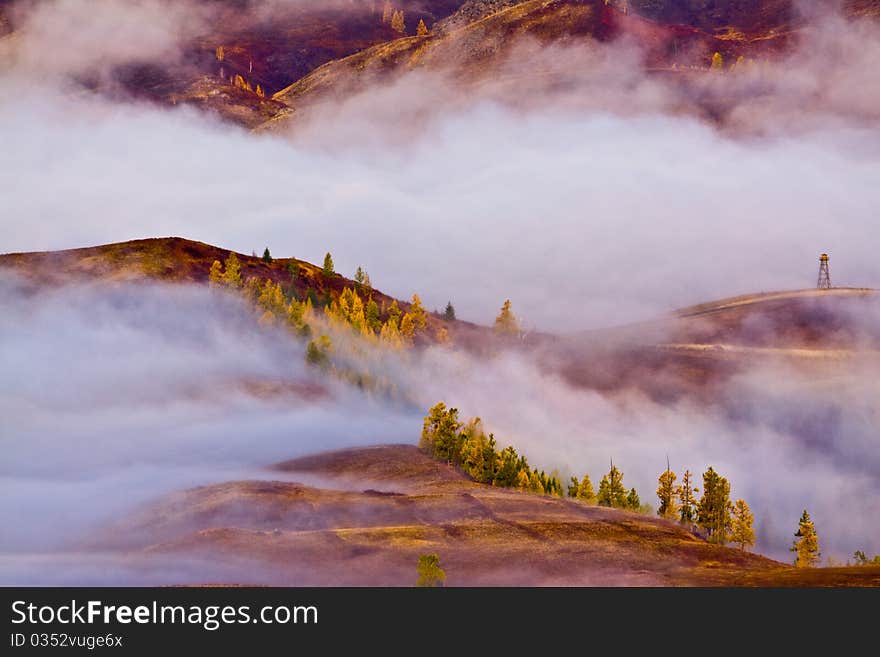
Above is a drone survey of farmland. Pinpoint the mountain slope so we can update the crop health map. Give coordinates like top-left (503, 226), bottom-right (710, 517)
top-left (99, 445), bottom-right (880, 585)
top-left (262, 0), bottom-right (795, 130)
top-left (543, 286), bottom-right (880, 401)
top-left (1, 0), bottom-right (470, 127)
top-left (0, 237), bottom-right (487, 344)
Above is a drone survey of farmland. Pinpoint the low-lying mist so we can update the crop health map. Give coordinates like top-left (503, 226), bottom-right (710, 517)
top-left (2, 6), bottom-right (880, 330)
top-left (0, 278), bottom-right (421, 582)
top-left (400, 343), bottom-right (880, 563)
top-left (1, 277), bottom-right (877, 585)
top-left (1, 0), bottom-right (878, 583)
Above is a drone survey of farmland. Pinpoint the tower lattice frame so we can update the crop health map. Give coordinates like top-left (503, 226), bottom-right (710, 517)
top-left (817, 253), bottom-right (831, 289)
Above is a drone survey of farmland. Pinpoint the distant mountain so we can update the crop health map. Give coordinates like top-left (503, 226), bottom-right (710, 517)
top-left (4, 0), bottom-right (878, 126)
top-left (263, 0), bottom-right (779, 129)
top-left (1, 0), bottom-right (469, 126)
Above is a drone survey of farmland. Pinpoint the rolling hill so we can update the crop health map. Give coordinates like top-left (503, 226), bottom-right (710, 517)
top-left (3, 238), bottom-right (878, 585)
top-left (0, 236), bottom-right (487, 345)
top-left (543, 287), bottom-right (880, 401)
top-left (260, 0), bottom-right (880, 132)
top-left (96, 444), bottom-right (880, 586)
top-left (263, 0), bottom-right (767, 129)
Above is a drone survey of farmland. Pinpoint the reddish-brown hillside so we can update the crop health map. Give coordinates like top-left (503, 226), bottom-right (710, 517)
top-left (543, 288), bottom-right (880, 401)
top-left (97, 445), bottom-right (880, 586)
top-left (1, 0), bottom-right (469, 126)
top-left (0, 237), bottom-right (487, 344)
top-left (262, 0), bottom-right (802, 130)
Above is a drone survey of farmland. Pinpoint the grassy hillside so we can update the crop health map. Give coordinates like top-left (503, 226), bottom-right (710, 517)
top-left (0, 237), bottom-right (491, 345)
top-left (0, 237), bottom-right (509, 353)
top-left (102, 445), bottom-right (879, 586)
top-left (541, 286), bottom-right (880, 401)
top-left (266, 0), bottom-right (741, 120)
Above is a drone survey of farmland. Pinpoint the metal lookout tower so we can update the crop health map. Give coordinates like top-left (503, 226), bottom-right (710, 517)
top-left (817, 253), bottom-right (831, 289)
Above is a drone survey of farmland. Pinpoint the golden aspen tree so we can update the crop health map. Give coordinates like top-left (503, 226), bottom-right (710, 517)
top-left (730, 499), bottom-right (756, 552)
top-left (494, 299), bottom-right (520, 336)
top-left (417, 19), bottom-right (428, 36)
top-left (380, 317), bottom-right (403, 348)
top-left (711, 52), bottom-right (724, 70)
top-left (391, 10), bottom-right (405, 33)
top-left (528, 470), bottom-right (545, 495)
top-left (791, 510), bottom-right (820, 567)
top-left (209, 260), bottom-right (223, 286)
top-left (387, 299), bottom-right (401, 327)
top-left (657, 467), bottom-right (679, 519)
top-left (222, 253), bottom-right (242, 288)
top-left (400, 313), bottom-right (415, 341)
top-left (407, 294), bottom-right (428, 334)
top-left (576, 475), bottom-right (596, 503)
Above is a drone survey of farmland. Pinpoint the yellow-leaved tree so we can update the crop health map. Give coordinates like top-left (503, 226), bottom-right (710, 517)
top-left (791, 509), bottom-right (820, 567)
top-left (730, 499), bottom-right (756, 552)
top-left (416, 554), bottom-right (446, 587)
top-left (380, 316), bottom-right (403, 349)
top-left (656, 467), bottom-right (678, 520)
top-left (576, 474), bottom-right (596, 504)
top-left (402, 294), bottom-right (427, 337)
top-left (417, 19), bottom-right (428, 36)
top-left (400, 313), bottom-right (415, 342)
top-left (493, 299), bottom-right (520, 336)
top-left (391, 10), bottom-right (405, 33)
top-left (222, 253), bottom-right (242, 288)
top-left (209, 260), bottom-right (223, 286)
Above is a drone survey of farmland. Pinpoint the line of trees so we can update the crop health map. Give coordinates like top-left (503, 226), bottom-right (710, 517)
top-left (567, 464), bottom-right (647, 512)
top-left (420, 403), bottom-right (564, 496)
top-left (419, 400), bottom-right (850, 566)
top-left (652, 464), bottom-right (755, 550)
top-left (421, 403), bottom-right (765, 550)
top-left (208, 252), bottom-right (448, 362)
